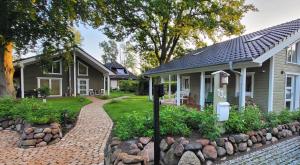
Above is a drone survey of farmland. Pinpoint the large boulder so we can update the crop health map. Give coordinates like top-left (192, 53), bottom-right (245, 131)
top-left (216, 147), bottom-right (226, 157)
top-left (266, 133), bottom-right (272, 141)
top-left (216, 138), bottom-right (226, 147)
top-left (160, 139), bottom-right (169, 152)
top-left (184, 142), bottom-right (202, 151)
top-left (202, 145), bottom-right (217, 160)
top-left (174, 143), bottom-right (185, 157)
top-left (238, 143), bottom-right (247, 152)
top-left (163, 144), bottom-right (180, 165)
top-left (178, 151), bottom-right (201, 165)
top-left (34, 133), bottom-right (45, 139)
top-left (139, 142), bottom-right (154, 162)
top-left (271, 137), bottom-right (278, 143)
top-left (272, 128), bottom-right (279, 136)
top-left (196, 139), bottom-right (210, 146)
top-left (139, 137), bottom-right (151, 145)
top-left (21, 139), bottom-right (37, 146)
top-left (224, 142), bottom-right (234, 155)
top-left (196, 150), bottom-right (206, 163)
top-left (250, 136), bottom-right (257, 143)
top-left (247, 139), bottom-right (253, 147)
top-left (166, 137), bottom-right (175, 145)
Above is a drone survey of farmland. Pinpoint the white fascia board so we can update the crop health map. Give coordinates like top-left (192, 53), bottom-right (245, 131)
top-left (75, 48), bottom-right (115, 75)
top-left (253, 30), bottom-right (300, 64)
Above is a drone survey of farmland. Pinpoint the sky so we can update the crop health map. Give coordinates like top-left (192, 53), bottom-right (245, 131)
top-left (22, 0), bottom-right (300, 63)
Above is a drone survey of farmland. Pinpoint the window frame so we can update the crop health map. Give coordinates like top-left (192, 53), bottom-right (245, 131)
top-left (44, 60), bottom-right (62, 75)
top-left (285, 74), bottom-right (296, 111)
top-left (286, 42), bottom-right (299, 65)
top-left (235, 72), bottom-right (255, 98)
top-left (77, 61), bottom-right (89, 76)
top-left (37, 77), bottom-right (62, 97)
top-left (181, 76), bottom-right (190, 91)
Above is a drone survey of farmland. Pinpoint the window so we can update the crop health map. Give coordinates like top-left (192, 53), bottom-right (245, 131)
top-left (116, 68), bottom-right (128, 75)
top-left (78, 61), bottom-right (88, 76)
top-left (45, 60), bottom-right (62, 75)
top-left (285, 75), bottom-right (295, 110)
top-left (37, 77), bottom-right (62, 96)
top-left (181, 76), bottom-right (190, 91)
top-left (287, 43), bottom-right (299, 64)
top-left (235, 72), bottom-right (255, 98)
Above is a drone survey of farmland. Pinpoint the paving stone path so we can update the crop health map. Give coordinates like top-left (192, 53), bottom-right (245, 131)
top-left (0, 97), bottom-right (113, 165)
top-left (218, 136), bottom-right (300, 165)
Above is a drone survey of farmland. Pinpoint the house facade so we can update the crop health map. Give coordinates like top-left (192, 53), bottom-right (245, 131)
top-left (104, 61), bottom-right (137, 90)
top-left (144, 19), bottom-right (300, 113)
top-left (14, 47), bottom-right (114, 98)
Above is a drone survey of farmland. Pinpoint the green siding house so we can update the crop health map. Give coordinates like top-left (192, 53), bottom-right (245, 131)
top-left (13, 47), bottom-right (114, 98)
top-left (144, 19), bottom-right (300, 113)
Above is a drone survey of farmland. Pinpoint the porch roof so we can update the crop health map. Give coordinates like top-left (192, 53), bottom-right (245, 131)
top-left (144, 19), bottom-right (300, 76)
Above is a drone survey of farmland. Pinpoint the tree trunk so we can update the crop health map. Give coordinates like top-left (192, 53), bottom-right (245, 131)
top-left (2, 42), bottom-right (15, 97)
top-left (0, 45), bottom-right (8, 97)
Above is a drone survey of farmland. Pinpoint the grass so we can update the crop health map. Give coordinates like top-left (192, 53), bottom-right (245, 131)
top-left (104, 95), bottom-right (153, 122)
top-left (96, 90), bottom-right (135, 100)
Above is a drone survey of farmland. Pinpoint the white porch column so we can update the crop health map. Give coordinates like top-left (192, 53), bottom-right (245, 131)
top-left (168, 75), bottom-right (171, 99)
top-left (176, 74), bottom-right (181, 106)
top-left (239, 68), bottom-right (247, 111)
top-left (200, 71), bottom-right (205, 108)
top-left (107, 76), bottom-right (110, 96)
top-left (20, 65), bottom-right (24, 98)
top-left (73, 53), bottom-right (77, 96)
top-left (268, 57), bottom-right (274, 112)
top-left (149, 77), bottom-right (153, 100)
top-left (295, 75), bottom-right (300, 110)
top-left (103, 75), bottom-right (106, 94)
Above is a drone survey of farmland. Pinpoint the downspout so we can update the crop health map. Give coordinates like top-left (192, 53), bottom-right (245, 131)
top-left (229, 61), bottom-right (240, 75)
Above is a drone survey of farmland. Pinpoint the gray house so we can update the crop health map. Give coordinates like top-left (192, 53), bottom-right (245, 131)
top-left (14, 47), bottom-right (114, 98)
top-left (144, 19), bottom-right (300, 113)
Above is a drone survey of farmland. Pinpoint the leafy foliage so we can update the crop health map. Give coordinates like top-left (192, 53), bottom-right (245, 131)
top-left (100, 40), bottom-right (118, 64)
top-left (0, 97), bottom-right (90, 124)
top-left (102, 0), bottom-right (256, 68)
top-left (37, 86), bottom-right (50, 99)
top-left (224, 106), bottom-right (264, 133)
top-left (119, 80), bottom-right (138, 93)
top-left (113, 104), bottom-right (220, 140)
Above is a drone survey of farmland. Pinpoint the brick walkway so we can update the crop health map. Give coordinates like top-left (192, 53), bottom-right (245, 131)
top-left (0, 97), bottom-right (113, 165)
top-left (218, 136), bottom-right (300, 165)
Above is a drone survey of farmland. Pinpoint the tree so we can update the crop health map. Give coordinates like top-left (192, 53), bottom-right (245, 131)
top-left (101, 0), bottom-right (256, 68)
top-left (100, 40), bottom-right (118, 64)
top-left (122, 42), bottom-right (137, 74)
top-left (0, 0), bottom-right (104, 97)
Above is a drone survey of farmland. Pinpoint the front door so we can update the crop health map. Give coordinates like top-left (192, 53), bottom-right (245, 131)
top-left (78, 79), bottom-right (89, 96)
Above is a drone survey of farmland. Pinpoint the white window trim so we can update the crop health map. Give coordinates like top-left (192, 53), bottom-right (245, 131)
top-left (235, 72), bottom-right (255, 98)
top-left (78, 61), bottom-right (89, 76)
top-left (43, 60), bottom-right (62, 75)
top-left (286, 42), bottom-right (300, 65)
top-left (77, 78), bottom-right (89, 96)
top-left (181, 76), bottom-right (190, 91)
top-left (285, 74), bottom-right (295, 111)
top-left (37, 77), bottom-right (63, 97)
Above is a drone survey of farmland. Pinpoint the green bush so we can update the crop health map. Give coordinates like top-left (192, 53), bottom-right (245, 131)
top-left (114, 105), bottom-right (220, 140)
top-left (37, 86), bottom-right (50, 98)
top-left (263, 112), bottom-right (280, 128)
top-left (277, 110), bottom-right (293, 124)
top-left (0, 97), bottom-right (18, 118)
top-left (119, 80), bottom-right (138, 93)
top-left (224, 106), bottom-right (264, 134)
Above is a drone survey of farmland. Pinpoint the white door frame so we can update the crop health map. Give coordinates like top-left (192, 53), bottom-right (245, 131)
top-left (285, 74), bottom-right (295, 110)
top-left (77, 78), bottom-right (89, 96)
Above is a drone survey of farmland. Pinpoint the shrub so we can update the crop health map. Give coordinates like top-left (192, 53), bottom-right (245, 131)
top-left (277, 110), bottom-right (293, 124)
top-left (224, 106), bottom-right (264, 134)
top-left (37, 86), bottom-right (50, 98)
top-left (119, 80), bottom-right (138, 92)
top-left (0, 97), bottom-right (17, 118)
top-left (263, 112), bottom-right (280, 128)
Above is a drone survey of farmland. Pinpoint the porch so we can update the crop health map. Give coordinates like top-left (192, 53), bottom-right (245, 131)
top-left (148, 60), bottom-right (273, 112)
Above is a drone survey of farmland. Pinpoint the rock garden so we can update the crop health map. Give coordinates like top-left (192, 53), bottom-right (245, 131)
top-left (104, 100), bottom-right (300, 165)
top-left (0, 97), bottom-right (91, 148)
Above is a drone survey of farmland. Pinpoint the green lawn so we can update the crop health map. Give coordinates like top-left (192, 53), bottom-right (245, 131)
top-left (96, 91), bottom-right (135, 100)
top-left (104, 95), bottom-right (153, 122)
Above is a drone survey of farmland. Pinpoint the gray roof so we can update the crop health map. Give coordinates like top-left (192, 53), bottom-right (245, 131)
top-left (105, 61), bottom-right (137, 80)
top-left (144, 19), bottom-right (300, 75)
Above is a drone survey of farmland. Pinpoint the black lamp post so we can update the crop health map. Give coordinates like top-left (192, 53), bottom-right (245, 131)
top-left (153, 84), bottom-right (164, 165)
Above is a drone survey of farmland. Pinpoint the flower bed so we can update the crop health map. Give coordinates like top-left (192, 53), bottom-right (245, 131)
top-left (105, 121), bottom-right (300, 165)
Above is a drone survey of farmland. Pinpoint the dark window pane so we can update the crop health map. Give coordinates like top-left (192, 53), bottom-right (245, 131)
top-left (286, 101), bottom-right (291, 110)
top-left (286, 77), bottom-right (292, 87)
top-left (52, 61), bottom-right (60, 73)
top-left (79, 63), bottom-right (87, 75)
top-left (246, 76), bottom-right (252, 92)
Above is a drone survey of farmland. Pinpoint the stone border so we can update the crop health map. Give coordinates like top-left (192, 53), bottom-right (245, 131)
top-left (0, 118), bottom-right (62, 148)
top-left (105, 121), bottom-right (300, 165)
